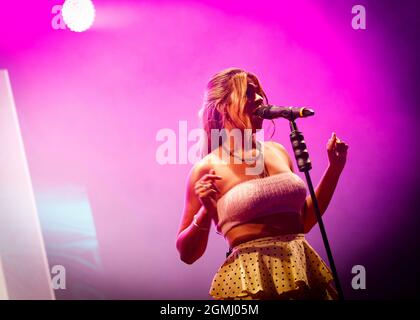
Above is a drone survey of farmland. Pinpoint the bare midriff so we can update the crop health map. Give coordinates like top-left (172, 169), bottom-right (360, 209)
top-left (223, 212), bottom-right (304, 249)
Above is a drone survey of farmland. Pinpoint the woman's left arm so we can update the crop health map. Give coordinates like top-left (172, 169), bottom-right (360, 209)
top-left (301, 132), bottom-right (349, 233)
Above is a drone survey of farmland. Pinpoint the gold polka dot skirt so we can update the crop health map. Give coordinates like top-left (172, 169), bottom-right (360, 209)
top-left (209, 234), bottom-right (338, 300)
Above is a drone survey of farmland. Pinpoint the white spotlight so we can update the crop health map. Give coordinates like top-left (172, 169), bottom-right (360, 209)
top-left (62, 0), bottom-right (96, 33)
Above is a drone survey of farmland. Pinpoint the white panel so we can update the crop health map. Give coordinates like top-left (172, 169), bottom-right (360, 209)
top-left (0, 257), bottom-right (8, 299)
top-left (0, 70), bottom-right (55, 300)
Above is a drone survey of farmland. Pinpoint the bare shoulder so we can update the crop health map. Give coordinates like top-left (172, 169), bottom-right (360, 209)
top-left (265, 140), bottom-right (290, 157)
top-left (265, 140), bottom-right (287, 152)
top-left (264, 141), bottom-right (295, 172)
top-left (186, 153), bottom-right (216, 185)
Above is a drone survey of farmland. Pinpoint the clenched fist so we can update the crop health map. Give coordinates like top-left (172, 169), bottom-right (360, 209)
top-left (326, 132), bottom-right (349, 173)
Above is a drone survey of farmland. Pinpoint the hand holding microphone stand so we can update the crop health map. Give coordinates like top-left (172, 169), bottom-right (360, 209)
top-left (254, 105), bottom-right (345, 301)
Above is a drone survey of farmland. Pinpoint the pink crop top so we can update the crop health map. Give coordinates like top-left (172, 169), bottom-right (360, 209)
top-left (215, 172), bottom-right (307, 237)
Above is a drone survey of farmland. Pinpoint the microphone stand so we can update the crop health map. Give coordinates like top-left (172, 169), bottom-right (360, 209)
top-left (288, 119), bottom-right (344, 301)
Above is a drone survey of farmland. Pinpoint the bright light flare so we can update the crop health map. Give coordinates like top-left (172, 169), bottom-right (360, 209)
top-left (62, 0), bottom-right (96, 32)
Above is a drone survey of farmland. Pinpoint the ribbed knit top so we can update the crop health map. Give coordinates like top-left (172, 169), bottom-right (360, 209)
top-left (215, 172), bottom-right (307, 237)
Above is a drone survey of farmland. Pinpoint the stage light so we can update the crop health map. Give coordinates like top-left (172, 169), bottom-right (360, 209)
top-left (62, 0), bottom-right (96, 33)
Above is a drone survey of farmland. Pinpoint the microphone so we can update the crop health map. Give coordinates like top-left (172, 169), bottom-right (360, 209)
top-left (254, 104), bottom-right (315, 120)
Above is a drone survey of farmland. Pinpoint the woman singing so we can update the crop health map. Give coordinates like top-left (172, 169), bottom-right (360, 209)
top-left (176, 68), bottom-right (348, 300)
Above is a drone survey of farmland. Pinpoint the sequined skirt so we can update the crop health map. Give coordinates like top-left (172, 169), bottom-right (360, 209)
top-left (209, 234), bottom-right (338, 300)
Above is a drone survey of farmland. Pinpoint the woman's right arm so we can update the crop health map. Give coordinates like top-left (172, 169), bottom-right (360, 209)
top-left (176, 165), bottom-right (221, 264)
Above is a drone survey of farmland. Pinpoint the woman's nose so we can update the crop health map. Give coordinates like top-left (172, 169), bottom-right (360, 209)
top-left (255, 93), bottom-right (263, 105)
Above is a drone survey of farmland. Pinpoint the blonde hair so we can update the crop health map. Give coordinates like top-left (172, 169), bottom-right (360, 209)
top-left (199, 68), bottom-right (271, 156)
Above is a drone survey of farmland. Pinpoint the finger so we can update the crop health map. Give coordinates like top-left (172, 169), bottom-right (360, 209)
top-left (205, 183), bottom-right (219, 192)
top-left (337, 140), bottom-right (348, 147)
top-left (336, 149), bottom-right (347, 156)
top-left (336, 142), bottom-right (349, 151)
top-left (195, 183), bottom-right (209, 191)
top-left (195, 186), bottom-right (206, 195)
top-left (197, 184), bottom-right (219, 194)
top-left (335, 149), bottom-right (348, 157)
top-left (208, 189), bottom-right (218, 200)
top-left (209, 181), bottom-right (221, 193)
top-left (196, 183), bottom-right (211, 191)
top-left (333, 132), bottom-right (341, 143)
top-left (200, 189), bottom-right (217, 198)
top-left (199, 183), bottom-right (213, 190)
top-left (337, 146), bottom-right (349, 152)
top-left (327, 133), bottom-right (336, 151)
top-left (202, 174), bottom-right (223, 181)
